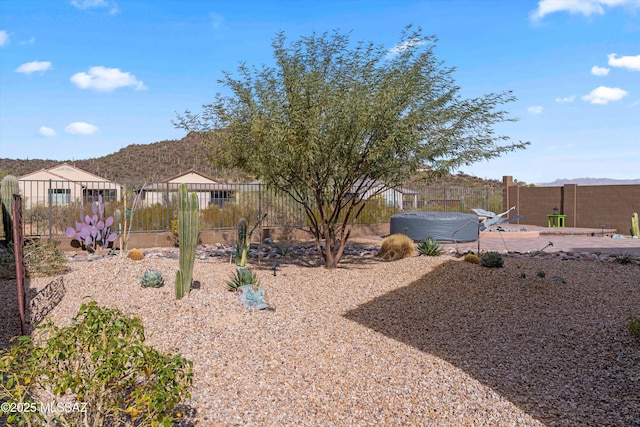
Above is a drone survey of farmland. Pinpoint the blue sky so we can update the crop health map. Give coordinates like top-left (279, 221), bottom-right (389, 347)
top-left (0, 0), bottom-right (638, 184)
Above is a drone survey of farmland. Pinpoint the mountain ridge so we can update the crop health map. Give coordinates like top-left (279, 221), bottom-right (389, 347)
top-left (537, 178), bottom-right (640, 186)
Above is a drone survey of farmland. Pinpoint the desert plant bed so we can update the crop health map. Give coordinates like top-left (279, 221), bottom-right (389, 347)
top-left (1, 251), bottom-right (639, 426)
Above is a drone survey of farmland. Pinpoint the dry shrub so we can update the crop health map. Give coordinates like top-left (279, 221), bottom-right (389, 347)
top-left (379, 233), bottom-right (415, 261)
top-left (127, 249), bottom-right (144, 261)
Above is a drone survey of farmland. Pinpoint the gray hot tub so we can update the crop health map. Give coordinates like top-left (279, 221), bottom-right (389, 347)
top-left (389, 212), bottom-right (479, 242)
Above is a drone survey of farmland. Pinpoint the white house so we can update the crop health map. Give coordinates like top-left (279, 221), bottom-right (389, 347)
top-left (348, 179), bottom-right (418, 210)
top-left (18, 163), bottom-right (121, 208)
top-left (140, 170), bottom-right (240, 210)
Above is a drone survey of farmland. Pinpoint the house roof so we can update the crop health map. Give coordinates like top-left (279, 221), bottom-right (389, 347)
top-left (19, 163), bottom-right (120, 186)
top-left (143, 182), bottom-right (239, 191)
top-left (163, 169), bottom-right (219, 183)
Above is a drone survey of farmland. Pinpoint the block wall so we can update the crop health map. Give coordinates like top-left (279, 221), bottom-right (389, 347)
top-left (503, 176), bottom-right (640, 234)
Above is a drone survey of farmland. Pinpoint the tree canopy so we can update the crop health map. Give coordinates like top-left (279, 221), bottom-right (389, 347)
top-left (174, 26), bottom-right (529, 267)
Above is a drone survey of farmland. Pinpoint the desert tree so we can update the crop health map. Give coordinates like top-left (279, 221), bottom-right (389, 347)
top-left (173, 26), bottom-right (529, 268)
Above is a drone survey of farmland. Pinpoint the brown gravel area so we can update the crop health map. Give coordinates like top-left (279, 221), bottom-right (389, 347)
top-left (2, 250), bottom-right (640, 426)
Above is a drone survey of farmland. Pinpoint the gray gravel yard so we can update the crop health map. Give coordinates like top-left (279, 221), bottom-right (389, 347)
top-left (2, 248), bottom-right (640, 426)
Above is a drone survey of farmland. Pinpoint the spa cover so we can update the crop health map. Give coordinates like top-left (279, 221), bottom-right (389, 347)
top-left (390, 212), bottom-right (479, 243)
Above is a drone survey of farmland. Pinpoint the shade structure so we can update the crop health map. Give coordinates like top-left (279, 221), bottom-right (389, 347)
top-left (390, 212), bottom-right (479, 242)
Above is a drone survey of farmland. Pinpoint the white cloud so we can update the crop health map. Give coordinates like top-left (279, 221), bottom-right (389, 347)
top-left (38, 126), bottom-right (57, 137)
top-left (528, 106), bottom-right (544, 114)
top-left (582, 86), bottom-right (628, 104)
top-left (531, 0), bottom-right (640, 20)
top-left (607, 53), bottom-right (640, 71)
top-left (15, 61), bottom-right (52, 74)
top-left (65, 122), bottom-right (99, 134)
top-left (19, 37), bottom-right (36, 45)
top-left (71, 0), bottom-right (119, 14)
top-left (0, 30), bottom-right (9, 46)
top-left (555, 95), bottom-right (576, 103)
top-left (70, 66), bottom-right (146, 92)
top-left (387, 38), bottom-right (425, 58)
top-left (591, 65), bottom-right (610, 76)
top-left (210, 12), bottom-right (225, 29)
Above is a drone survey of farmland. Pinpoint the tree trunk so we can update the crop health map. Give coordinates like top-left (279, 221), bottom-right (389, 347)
top-left (319, 223), bottom-right (343, 269)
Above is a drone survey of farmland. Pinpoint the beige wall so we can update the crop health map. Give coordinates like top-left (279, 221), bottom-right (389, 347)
top-left (503, 176), bottom-right (640, 234)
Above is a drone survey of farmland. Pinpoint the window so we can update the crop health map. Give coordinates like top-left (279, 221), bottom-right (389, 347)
top-left (48, 188), bottom-right (71, 205)
top-left (209, 190), bottom-right (232, 207)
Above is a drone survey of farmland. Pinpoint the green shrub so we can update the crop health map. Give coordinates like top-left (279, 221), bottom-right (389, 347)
top-left (480, 251), bottom-right (504, 268)
top-left (0, 302), bottom-right (193, 426)
top-left (416, 237), bottom-right (441, 256)
top-left (629, 316), bottom-right (640, 338)
top-left (615, 253), bottom-right (632, 265)
top-left (379, 234), bottom-right (415, 261)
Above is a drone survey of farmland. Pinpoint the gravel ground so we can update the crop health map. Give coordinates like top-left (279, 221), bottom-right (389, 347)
top-left (2, 247), bottom-right (640, 426)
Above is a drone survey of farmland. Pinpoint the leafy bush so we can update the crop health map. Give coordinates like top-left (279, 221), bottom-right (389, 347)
top-left (0, 302), bottom-right (193, 426)
top-left (379, 234), bottom-right (415, 261)
top-left (463, 253), bottom-right (480, 264)
top-left (480, 251), bottom-right (504, 268)
top-left (416, 237), bottom-right (441, 256)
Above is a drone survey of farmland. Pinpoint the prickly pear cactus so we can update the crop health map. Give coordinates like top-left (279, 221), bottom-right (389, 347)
top-left (141, 269), bottom-right (164, 288)
top-left (1, 175), bottom-right (20, 244)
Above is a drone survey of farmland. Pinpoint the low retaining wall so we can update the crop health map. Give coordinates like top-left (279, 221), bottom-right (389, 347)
top-left (53, 223), bottom-right (391, 251)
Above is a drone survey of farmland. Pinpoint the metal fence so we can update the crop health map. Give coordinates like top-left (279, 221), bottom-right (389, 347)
top-left (0, 179), bottom-right (502, 239)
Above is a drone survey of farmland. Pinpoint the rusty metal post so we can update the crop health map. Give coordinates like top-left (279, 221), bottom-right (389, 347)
top-left (13, 194), bottom-right (26, 335)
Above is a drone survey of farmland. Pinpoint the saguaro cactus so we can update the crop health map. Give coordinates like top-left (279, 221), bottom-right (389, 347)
top-left (632, 212), bottom-right (639, 238)
top-left (1, 175), bottom-right (20, 244)
top-left (175, 184), bottom-right (199, 299)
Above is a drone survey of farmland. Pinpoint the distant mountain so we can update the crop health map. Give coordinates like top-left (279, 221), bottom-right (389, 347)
top-left (0, 132), bottom-right (249, 183)
top-left (537, 178), bottom-right (640, 186)
top-left (1, 133), bottom-right (500, 187)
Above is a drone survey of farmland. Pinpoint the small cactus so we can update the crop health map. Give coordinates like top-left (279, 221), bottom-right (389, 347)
top-left (127, 249), bottom-right (144, 260)
top-left (480, 251), bottom-right (504, 268)
top-left (632, 213), bottom-right (639, 237)
top-left (464, 253), bottom-right (480, 264)
top-left (1, 175), bottom-right (20, 244)
top-left (141, 269), bottom-right (164, 288)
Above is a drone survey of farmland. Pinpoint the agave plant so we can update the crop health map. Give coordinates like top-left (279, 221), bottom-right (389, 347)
top-left (141, 270), bottom-right (164, 288)
top-left (417, 237), bottom-right (441, 256)
top-left (226, 268), bottom-right (260, 292)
